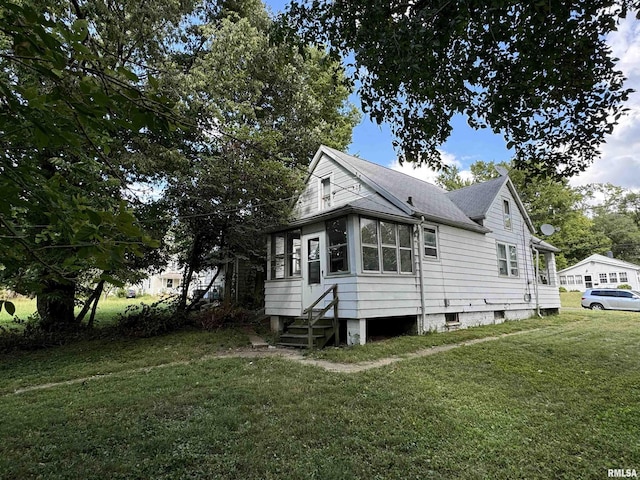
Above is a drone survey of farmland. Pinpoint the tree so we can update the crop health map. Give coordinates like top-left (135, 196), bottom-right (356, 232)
top-left (283, 0), bottom-right (638, 177)
top-left (161, 0), bottom-right (359, 311)
top-left (0, 1), bottom-right (189, 328)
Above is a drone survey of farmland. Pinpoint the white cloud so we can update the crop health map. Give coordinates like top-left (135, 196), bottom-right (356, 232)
top-left (572, 17), bottom-right (640, 190)
top-left (388, 149), bottom-right (473, 187)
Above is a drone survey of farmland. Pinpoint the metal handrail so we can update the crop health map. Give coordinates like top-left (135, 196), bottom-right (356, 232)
top-left (305, 284), bottom-right (339, 349)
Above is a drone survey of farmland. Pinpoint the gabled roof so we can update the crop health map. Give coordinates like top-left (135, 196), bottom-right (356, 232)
top-left (445, 175), bottom-right (535, 232)
top-left (311, 146), bottom-right (489, 233)
top-left (558, 254), bottom-right (640, 274)
top-left (446, 176), bottom-right (507, 220)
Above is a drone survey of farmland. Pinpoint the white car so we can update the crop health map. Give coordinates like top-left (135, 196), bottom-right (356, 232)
top-left (581, 288), bottom-right (640, 311)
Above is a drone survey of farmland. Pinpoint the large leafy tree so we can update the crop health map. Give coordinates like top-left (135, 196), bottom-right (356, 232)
top-left (161, 0), bottom-right (359, 311)
top-left (283, 0), bottom-right (638, 177)
top-left (0, 1), bottom-right (190, 328)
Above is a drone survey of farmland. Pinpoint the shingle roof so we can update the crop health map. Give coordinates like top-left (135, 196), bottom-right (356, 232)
top-left (321, 146), bottom-right (488, 232)
top-left (445, 176), bottom-right (508, 220)
top-left (558, 253), bottom-right (640, 273)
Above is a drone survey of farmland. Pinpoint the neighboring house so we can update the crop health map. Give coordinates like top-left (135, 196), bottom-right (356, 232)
top-left (265, 146), bottom-right (561, 346)
top-left (135, 261), bottom-right (223, 298)
top-left (558, 254), bottom-right (640, 291)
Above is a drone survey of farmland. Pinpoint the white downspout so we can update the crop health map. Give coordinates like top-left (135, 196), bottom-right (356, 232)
top-left (417, 218), bottom-right (426, 334)
top-left (532, 246), bottom-right (542, 318)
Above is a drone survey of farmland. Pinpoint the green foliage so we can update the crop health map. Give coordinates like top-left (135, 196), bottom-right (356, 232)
top-left (0, 1), bottom-right (190, 326)
top-left (559, 286), bottom-right (568, 293)
top-left (160, 0), bottom-right (359, 310)
top-left (618, 284), bottom-right (632, 289)
top-left (0, 300), bottom-right (15, 316)
top-left (116, 297), bottom-right (185, 338)
top-left (284, 0), bottom-right (636, 177)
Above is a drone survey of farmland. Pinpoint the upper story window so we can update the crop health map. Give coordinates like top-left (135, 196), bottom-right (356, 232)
top-left (503, 199), bottom-right (512, 230)
top-left (270, 230), bottom-right (301, 279)
top-left (423, 226), bottom-right (438, 259)
top-left (497, 242), bottom-right (519, 277)
top-left (360, 217), bottom-right (413, 274)
top-left (320, 177), bottom-right (332, 210)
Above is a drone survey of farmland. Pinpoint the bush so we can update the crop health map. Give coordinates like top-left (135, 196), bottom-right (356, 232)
top-left (116, 297), bottom-right (185, 337)
top-left (0, 313), bottom-right (94, 352)
top-left (559, 287), bottom-right (567, 293)
top-left (617, 284), bottom-right (632, 290)
top-left (190, 303), bottom-right (253, 331)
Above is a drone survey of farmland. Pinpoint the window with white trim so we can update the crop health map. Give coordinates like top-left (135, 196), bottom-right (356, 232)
top-left (423, 226), bottom-right (438, 258)
top-left (326, 217), bottom-right (348, 274)
top-left (270, 230), bottom-right (301, 279)
top-left (567, 275), bottom-right (575, 285)
top-left (599, 273), bottom-right (608, 283)
top-left (503, 199), bottom-right (512, 230)
top-left (575, 275), bottom-right (582, 284)
top-left (360, 217), bottom-right (413, 273)
top-left (559, 276), bottom-right (567, 285)
top-left (609, 272), bottom-right (618, 283)
top-left (497, 242), bottom-right (519, 277)
top-left (320, 177), bottom-right (332, 210)
top-left (620, 272), bottom-right (628, 283)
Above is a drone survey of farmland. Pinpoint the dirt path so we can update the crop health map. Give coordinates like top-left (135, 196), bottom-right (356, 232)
top-left (10, 329), bottom-right (540, 395)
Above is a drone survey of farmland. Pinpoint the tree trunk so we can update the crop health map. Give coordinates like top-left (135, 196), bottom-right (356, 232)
top-left (37, 281), bottom-right (78, 331)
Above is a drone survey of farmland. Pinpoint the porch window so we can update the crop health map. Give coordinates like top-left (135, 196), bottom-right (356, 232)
top-left (559, 276), bottom-right (567, 285)
top-left (609, 272), bottom-right (618, 283)
top-left (326, 217), bottom-right (349, 274)
top-left (567, 275), bottom-right (575, 285)
top-left (599, 273), bottom-right (608, 283)
top-left (620, 272), bottom-right (628, 283)
top-left (497, 242), bottom-right (518, 277)
top-left (575, 275), bottom-right (582, 284)
top-left (360, 218), bottom-right (413, 274)
top-left (270, 230), bottom-right (301, 279)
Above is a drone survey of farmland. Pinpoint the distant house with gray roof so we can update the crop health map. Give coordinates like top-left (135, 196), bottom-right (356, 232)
top-left (265, 145), bottom-right (560, 347)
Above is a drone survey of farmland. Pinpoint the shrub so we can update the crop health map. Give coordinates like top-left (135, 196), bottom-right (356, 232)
top-left (116, 296), bottom-right (185, 337)
top-left (190, 303), bottom-right (253, 331)
top-left (617, 284), bottom-right (632, 290)
top-left (559, 287), bottom-right (567, 293)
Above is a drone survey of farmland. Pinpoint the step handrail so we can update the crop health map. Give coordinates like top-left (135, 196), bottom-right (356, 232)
top-left (304, 284), bottom-right (339, 349)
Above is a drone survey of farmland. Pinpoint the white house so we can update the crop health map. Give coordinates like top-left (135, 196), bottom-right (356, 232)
top-left (265, 146), bottom-right (561, 347)
top-left (558, 254), bottom-right (640, 291)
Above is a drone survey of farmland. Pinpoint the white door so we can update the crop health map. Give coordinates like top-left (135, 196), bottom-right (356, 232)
top-left (302, 232), bottom-right (326, 312)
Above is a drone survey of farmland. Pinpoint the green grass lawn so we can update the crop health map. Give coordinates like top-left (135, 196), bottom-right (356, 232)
top-left (0, 295), bottom-right (162, 328)
top-left (1, 310), bottom-right (638, 479)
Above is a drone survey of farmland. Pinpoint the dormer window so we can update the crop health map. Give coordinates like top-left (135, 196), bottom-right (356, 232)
top-left (503, 199), bottom-right (512, 230)
top-left (320, 177), bottom-right (332, 210)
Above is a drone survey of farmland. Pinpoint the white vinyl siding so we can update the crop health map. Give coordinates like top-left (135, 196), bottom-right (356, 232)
top-left (294, 154), bottom-right (373, 218)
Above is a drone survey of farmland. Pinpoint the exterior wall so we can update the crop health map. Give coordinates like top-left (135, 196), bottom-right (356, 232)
top-left (558, 261), bottom-right (640, 291)
top-left (264, 279), bottom-right (302, 317)
top-left (294, 153), bottom-right (376, 219)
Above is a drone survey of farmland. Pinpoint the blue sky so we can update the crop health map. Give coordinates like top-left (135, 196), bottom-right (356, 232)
top-left (265, 1), bottom-right (640, 190)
